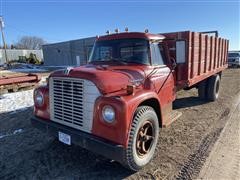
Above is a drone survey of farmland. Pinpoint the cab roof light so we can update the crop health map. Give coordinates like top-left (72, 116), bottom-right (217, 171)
top-left (145, 29), bottom-right (149, 33)
top-left (106, 30), bottom-right (110, 35)
top-left (115, 28), bottom-right (120, 33)
top-left (125, 27), bottom-right (129, 32)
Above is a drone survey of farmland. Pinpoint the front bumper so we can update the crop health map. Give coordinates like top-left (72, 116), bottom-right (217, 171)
top-left (31, 116), bottom-right (125, 163)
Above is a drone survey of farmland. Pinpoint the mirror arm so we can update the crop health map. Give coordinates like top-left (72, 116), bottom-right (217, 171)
top-left (170, 57), bottom-right (177, 70)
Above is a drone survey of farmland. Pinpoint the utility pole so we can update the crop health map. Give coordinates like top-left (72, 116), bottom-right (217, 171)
top-left (0, 16), bottom-right (9, 67)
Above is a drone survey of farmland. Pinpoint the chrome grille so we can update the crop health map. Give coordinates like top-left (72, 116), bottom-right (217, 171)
top-left (49, 77), bottom-right (100, 132)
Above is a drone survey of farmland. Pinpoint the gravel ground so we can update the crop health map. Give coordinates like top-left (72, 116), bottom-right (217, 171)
top-left (198, 99), bottom-right (240, 179)
top-left (0, 68), bottom-right (239, 179)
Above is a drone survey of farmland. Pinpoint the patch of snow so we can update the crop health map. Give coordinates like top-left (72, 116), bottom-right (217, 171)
top-left (13, 129), bottom-right (23, 134)
top-left (0, 89), bottom-right (34, 113)
top-left (0, 128), bottom-right (24, 139)
top-left (39, 76), bottom-right (48, 86)
top-left (10, 68), bottom-right (48, 72)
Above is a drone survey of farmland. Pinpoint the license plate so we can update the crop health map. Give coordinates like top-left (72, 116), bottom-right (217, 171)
top-left (58, 131), bottom-right (71, 145)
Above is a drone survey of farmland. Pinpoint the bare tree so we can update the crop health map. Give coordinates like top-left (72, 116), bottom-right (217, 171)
top-left (15, 36), bottom-right (46, 50)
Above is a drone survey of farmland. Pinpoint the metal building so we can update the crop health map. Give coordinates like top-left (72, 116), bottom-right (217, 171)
top-left (42, 37), bottom-right (96, 66)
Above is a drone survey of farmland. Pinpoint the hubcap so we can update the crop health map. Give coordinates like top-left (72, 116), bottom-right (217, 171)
top-left (136, 121), bottom-right (155, 157)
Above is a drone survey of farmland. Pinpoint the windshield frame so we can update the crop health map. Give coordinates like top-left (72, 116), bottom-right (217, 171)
top-left (89, 38), bottom-right (151, 65)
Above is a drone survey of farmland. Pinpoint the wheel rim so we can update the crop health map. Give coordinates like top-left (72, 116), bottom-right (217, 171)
top-left (136, 120), bottom-right (155, 158)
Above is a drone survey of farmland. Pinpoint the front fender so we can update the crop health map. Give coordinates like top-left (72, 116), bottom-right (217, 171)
top-left (91, 91), bottom-right (162, 148)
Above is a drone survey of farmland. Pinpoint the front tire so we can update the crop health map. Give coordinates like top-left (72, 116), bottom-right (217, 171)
top-left (123, 106), bottom-right (159, 171)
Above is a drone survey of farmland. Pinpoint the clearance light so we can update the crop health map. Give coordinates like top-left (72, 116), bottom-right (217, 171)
top-left (115, 28), bottom-right (119, 33)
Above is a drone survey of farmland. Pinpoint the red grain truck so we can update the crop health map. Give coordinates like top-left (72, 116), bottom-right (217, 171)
top-left (31, 30), bottom-right (229, 171)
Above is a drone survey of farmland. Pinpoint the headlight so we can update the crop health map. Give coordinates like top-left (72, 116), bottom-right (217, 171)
top-left (35, 90), bottom-right (44, 106)
top-left (102, 105), bottom-right (115, 123)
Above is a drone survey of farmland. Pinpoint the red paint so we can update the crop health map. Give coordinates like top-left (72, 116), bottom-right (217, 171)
top-left (0, 74), bottom-right (40, 85)
top-left (34, 86), bottom-right (50, 120)
top-left (34, 31), bottom-right (228, 147)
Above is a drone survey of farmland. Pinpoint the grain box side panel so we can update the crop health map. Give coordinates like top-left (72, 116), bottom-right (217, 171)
top-left (189, 32), bottom-right (195, 79)
top-left (199, 34), bottom-right (205, 75)
top-left (188, 32), bottom-right (193, 80)
top-left (194, 33), bottom-right (200, 77)
top-left (222, 39), bottom-right (226, 65)
top-left (198, 34), bottom-right (202, 75)
top-left (224, 40), bottom-right (229, 65)
top-left (213, 37), bottom-right (218, 69)
top-left (209, 36), bottom-right (215, 71)
top-left (221, 39), bottom-right (225, 66)
top-left (219, 38), bottom-right (223, 67)
top-left (217, 38), bottom-right (221, 68)
top-left (189, 32), bottom-right (201, 79)
top-left (204, 35), bottom-right (210, 73)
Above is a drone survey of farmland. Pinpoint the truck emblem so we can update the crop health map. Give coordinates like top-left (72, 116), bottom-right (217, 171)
top-left (64, 67), bottom-right (73, 75)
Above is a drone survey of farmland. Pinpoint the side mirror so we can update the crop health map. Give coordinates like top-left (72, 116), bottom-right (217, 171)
top-left (176, 40), bottom-right (186, 64)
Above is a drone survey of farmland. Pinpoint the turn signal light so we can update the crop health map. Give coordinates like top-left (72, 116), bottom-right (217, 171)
top-left (127, 85), bottom-right (135, 95)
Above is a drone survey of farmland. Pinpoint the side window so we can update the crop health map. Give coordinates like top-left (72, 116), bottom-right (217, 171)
top-left (150, 43), bottom-right (165, 65)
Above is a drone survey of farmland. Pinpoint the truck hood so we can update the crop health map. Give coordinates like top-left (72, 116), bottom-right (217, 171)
top-left (50, 64), bottom-right (146, 94)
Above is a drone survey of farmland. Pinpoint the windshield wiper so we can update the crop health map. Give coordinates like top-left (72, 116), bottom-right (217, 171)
top-left (108, 58), bottom-right (128, 65)
top-left (121, 59), bottom-right (147, 65)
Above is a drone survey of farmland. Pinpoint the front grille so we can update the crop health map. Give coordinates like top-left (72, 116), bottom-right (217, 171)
top-left (49, 77), bottom-right (100, 132)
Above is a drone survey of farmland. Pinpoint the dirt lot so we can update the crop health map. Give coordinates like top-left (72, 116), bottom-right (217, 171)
top-left (0, 68), bottom-right (240, 179)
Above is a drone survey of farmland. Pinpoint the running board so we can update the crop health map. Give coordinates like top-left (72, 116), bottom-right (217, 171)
top-left (163, 110), bottom-right (182, 128)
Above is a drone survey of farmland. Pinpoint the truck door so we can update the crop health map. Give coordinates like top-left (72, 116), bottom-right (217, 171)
top-left (149, 42), bottom-right (176, 104)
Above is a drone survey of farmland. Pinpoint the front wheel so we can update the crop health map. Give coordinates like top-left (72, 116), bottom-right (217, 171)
top-left (122, 106), bottom-right (159, 171)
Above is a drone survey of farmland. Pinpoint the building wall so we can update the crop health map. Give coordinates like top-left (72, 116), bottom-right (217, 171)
top-left (43, 37), bottom-right (96, 66)
top-left (0, 49), bottom-right (43, 65)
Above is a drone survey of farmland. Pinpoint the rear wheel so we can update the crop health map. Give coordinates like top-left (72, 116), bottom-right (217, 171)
top-left (122, 106), bottom-right (159, 171)
top-left (198, 80), bottom-right (207, 99)
top-left (206, 74), bottom-right (220, 101)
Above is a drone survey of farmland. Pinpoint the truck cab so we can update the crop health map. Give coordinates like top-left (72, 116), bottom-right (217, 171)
top-left (228, 51), bottom-right (240, 68)
top-left (32, 31), bottom-right (228, 171)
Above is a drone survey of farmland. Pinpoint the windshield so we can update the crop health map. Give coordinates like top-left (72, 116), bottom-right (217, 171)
top-left (228, 53), bottom-right (240, 58)
top-left (89, 38), bottom-right (150, 65)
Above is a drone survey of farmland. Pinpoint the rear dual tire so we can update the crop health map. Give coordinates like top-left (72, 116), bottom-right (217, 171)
top-left (198, 74), bottom-right (220, 101)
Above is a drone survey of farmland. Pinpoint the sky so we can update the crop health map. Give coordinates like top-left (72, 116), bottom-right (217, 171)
top-left (0, 0), bottom-right (239, 50)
